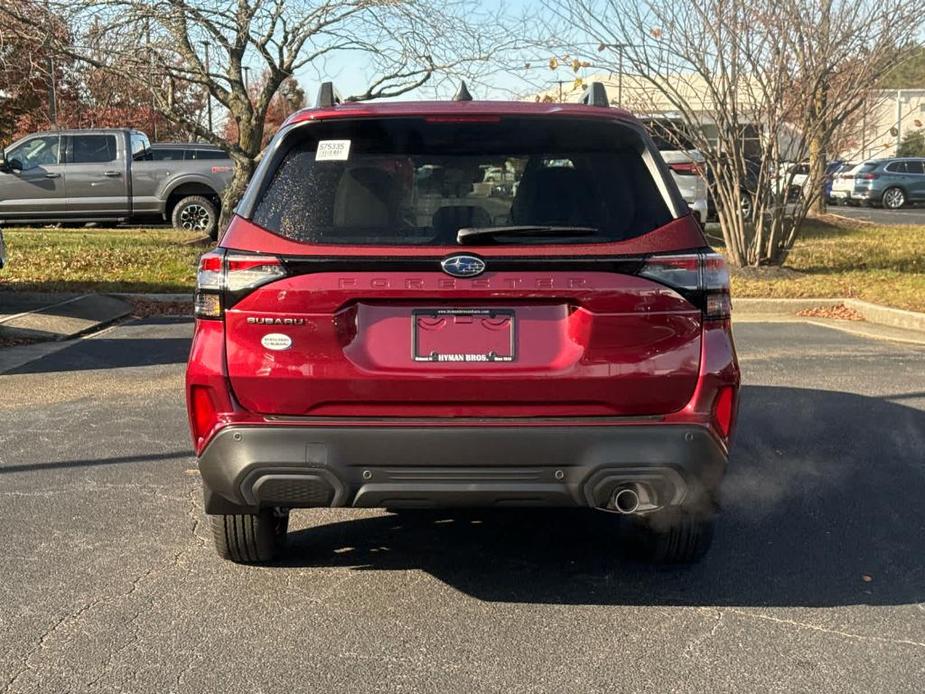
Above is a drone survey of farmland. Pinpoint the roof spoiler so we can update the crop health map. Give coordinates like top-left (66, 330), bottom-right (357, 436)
top-left (316, 81), bottom-right (342, 109)
top-left (580, 82), bottom-right (609, 108)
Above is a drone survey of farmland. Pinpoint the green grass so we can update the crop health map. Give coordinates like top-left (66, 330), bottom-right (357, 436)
top-left (1, 219), bottom-right (923, 312)
top-left (0, 227), bottom-right (208, 294)
top-left (721, 217), bottom-right (925, 312)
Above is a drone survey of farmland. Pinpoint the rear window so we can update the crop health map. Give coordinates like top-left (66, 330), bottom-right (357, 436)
top-left (187, 149), bottom-right (228, 160)
top-left (251, 117), bottom-right (673, 245)
top-left (71, 135), bottom-right (117, 164)
top-left (150, 149), bottom-right (184, 161)
top-left (858, 162), bottom-right (880, 173)
top-left (643, 119), bottom-right (697, 151)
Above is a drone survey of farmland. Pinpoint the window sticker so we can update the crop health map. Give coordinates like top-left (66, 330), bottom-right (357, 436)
top-left (316, 140), bottom-right (351, 161)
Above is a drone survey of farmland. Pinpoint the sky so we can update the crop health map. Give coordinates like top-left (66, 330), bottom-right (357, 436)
top-left (291, 0), bottom-right (564, 105)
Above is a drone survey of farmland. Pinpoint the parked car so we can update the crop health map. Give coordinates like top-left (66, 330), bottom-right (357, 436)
top-left (847, 158), bottom-right (925, 209)
top-left (829, 162), bottom-right (864, 205)
top-left (776, 160), bottom-right (846, 202)
top-left (822, 161), bottom-right (851, 201)
top-left (707, 157), bottom-right (762, 221)
top-left (186, 82), bottom-right (741, 565)
top-left (642, 118), bottom-right (709, 223)
top-left (0, 129), bottom-right (232, 238)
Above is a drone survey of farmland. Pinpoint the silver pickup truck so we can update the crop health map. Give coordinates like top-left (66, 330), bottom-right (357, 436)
top-left (0, 128), bottom-right (232, 238)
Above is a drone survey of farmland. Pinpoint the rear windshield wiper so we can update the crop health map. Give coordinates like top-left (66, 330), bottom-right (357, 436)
top-left (457, 225), bottom-right (600, 244)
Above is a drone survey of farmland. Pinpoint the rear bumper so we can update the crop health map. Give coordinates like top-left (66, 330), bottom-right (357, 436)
top-left (198, 423), bottom-right (728, 514)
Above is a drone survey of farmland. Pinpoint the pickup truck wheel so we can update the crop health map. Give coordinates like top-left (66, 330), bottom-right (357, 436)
top-left (209, 510), bottom-right (288, 563)
top-left (625, 506), bottom-right (715, 564)
top-left (172, 195), bottom-right (217, 237)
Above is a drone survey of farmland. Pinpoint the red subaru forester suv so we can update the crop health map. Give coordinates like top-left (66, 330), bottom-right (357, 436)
top-left (186, 83), bottom-right (740, 565)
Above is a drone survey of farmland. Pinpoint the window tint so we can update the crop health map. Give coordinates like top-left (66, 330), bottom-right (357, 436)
top-left (149, 149), bottom-right (184, 161)
top-left (6, 136), bottom-right (60, 169)
top-left (72, 135), bottom-right (117, 164)
top-left (252, 117), bottom-right (673, 245)
top-left (187, 149), bottom-right (228, 160)
top-left (885, 161), bottom-right (907, 173)
top-left (905, 160), bottom-right (925, 175)
top-left (858, 162), bottom-right (880, 173)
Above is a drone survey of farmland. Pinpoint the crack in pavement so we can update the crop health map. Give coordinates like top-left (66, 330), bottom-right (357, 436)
top-left (3, 480), bottom-right (208, 694)
top-left (722, 608), bottom-right (925, 651)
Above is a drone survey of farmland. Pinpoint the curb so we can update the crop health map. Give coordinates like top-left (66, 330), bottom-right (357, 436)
top-left (111, 292), bottom-right (193, 303)
top-left (0, 294), bottom-right (132, 341)
top-left (735, 297), bottom-right (925, 336)
top-left (843, 299), bottom-right (925, 334)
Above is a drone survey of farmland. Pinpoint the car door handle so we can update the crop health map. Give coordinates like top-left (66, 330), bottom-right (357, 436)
top-left (104, 170), bottom-right (122, 177)
top-left (45, 173), bottom-right (61, 179)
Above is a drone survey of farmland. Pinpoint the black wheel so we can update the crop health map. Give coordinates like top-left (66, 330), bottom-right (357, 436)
top-left (171, 195), bottom-right (218, 238)
top-left (209, 510), bottom-right (288, 563)
top-left (881, 187), bottom-right (906, 210)
top-left (625, 506), bottom-right (715, 564)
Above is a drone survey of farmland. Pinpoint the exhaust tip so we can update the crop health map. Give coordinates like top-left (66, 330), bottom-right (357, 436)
top-left (612, 486), bottom-right (640, 514)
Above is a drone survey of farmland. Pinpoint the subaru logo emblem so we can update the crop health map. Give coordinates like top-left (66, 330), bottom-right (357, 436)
top-left (441, 255), bottom-right (486, 278)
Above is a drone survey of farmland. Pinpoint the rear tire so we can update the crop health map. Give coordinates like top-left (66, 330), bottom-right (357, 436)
top-left (625, 506), bottom-right (715, 564)
top-left (171, 195), bottom-right (218, 238)
top-left (209, 510), bottom-right (288, 563)
top-left (881, 187), bottom-right (906, 210)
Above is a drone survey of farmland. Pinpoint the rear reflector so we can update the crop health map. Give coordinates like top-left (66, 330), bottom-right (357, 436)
top-left (712, 386), bottom-right (736, 439)
top-left (189, 385), bottom-right (218, 447)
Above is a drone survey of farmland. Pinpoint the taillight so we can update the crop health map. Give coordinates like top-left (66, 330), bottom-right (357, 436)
top-left (194, 249), bottom-right (287, 319)
top-left (195, 250), bottom-right (224, 319)
top-left (638, 252), bottom-right (731, 320)
top-left (856, 173), bottom-right (879, 180)
top-left (668, 161), bottom-right (702, 176)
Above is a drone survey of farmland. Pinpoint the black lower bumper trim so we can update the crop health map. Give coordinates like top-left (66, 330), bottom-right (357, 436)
top-left (197, 424), bottom-right (727, 513)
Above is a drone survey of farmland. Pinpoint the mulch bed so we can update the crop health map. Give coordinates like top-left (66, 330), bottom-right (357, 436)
top-left (796, 304), bottom-right (865, 321)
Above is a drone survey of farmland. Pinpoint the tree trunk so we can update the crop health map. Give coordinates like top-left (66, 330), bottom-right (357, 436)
top-left (809, 130), bottom-right (826, 216)
top-left (219, 157), bottom-right (256, 233)
top-left (217, 109), bottom-right (264, 234)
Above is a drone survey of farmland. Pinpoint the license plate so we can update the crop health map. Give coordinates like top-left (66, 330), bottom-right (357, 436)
top-left (412, 309), bottom-right (515, 362)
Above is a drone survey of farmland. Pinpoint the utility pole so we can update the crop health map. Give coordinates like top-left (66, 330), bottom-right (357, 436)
top-left (46, 53), bottom-right (57, 126)
top-left (201, 41), bottom-right (213, 136)
top-left (617, 45), bottom-right (624, 108)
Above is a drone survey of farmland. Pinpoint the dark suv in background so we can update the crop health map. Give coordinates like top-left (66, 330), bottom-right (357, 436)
top-left (186, 83), bottom-right (740, 566)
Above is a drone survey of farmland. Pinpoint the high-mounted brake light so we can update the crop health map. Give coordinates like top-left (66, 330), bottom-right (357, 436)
top-left (638, 252), bottom-right (731, 320)
top-left (194, 250), bottom-right (287, 319)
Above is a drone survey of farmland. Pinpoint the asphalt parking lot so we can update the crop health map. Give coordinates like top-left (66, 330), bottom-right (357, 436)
top-left (829, 204), bottom-right (925, 226)
top-left (1, 318), bottom-right (924, 693)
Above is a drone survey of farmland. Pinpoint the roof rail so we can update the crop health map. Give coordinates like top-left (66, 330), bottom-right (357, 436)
top-left (453, 81), bottom-right (473, 102)
top-left (316, 81), bottom-right (342, 109)
top-left (580, 82), bottom-right (609, 108)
